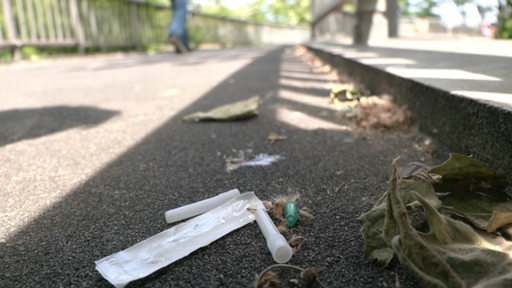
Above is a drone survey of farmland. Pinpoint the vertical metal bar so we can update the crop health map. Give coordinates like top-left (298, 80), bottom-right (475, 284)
top-left (43, 0), bottom-right (55, 40)
top-left (69, 0), bottom-right (85, 52)
top-left (15, 0), bottom-right (28, 40)
top-left (59, 0), bottom-right (72, 40)
top-left (130, 2), bottom-right (140, 49)
top-left (2, 0), bottom-right (21, 60)
top-left (0, 20), bottom-right (4, 42)
top-left (98, 1), bottom-right (109, 49)
top-left (87, 1), bottom-right (99, 47)
top-left (311, 0), bottom-right (316, 40)
top-left (386, 0), bottom-right (398, 37)
top-left (94, 0), bottom-right (106, 49)
top-left (52, 0), bottom-right (64, 41)
top-left (2, 0), bottom-right (18, 41)
top-left (111, 0), bottom-right (120, 46)
top-left (25, 0), bottom-right (37, 40)
top-left (34, 0), bottom-right (47, 40)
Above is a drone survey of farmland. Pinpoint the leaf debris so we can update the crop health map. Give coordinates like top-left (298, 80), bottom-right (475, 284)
top-left (254, 264), bottom-right (327, 288)
top-left (266, 195), bottom-right (313, 232)
top-left (358, 153), bottom-right (512, 287)
top-left (266, 132), bottom-right (287, 144)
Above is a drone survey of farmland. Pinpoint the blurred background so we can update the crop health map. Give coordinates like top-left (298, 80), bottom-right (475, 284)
top-left (0, 0), bottom-right (510, 61)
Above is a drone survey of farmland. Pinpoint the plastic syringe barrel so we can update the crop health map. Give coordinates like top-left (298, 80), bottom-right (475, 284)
top-left (255, 207), bottom-right (293, 263)
top-left (165, 189), bottom-right (241, 223)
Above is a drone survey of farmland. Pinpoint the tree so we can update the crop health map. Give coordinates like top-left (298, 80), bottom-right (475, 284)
top-left (260, 0), bottom-right (311, 25)
top-left (400, 0), bottom-right (440, 17)
top-left (144, 0), bottom-right (170, 5)
top-left (496, 0), bottom-right (512, 38)
top-left (194, 0), bottom-right (311, 25)
top-left (194, 0), bottom-right (242, 18)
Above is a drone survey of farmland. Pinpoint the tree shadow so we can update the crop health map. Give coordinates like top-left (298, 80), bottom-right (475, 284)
top-left (0, 106), bottom-right (119, 147)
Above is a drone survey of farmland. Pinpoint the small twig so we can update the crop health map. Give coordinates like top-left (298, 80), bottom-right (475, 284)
top-left (395, 270), bottom-right (401, 288)
top-left (257, 264), bottom-right (328, 288)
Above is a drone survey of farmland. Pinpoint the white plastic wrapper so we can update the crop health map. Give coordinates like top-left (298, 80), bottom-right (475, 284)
top-left (95, 192), bottom-right (262, 288)
top-left (227, 153), bottom-right (284, 172)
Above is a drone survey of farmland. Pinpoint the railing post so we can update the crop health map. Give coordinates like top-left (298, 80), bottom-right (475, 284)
top-left (354, 0), bottom-right (378, 45)
top-left (386, 0), bottom-right (398, 37)
top-left (2, 0), bottom-right (20, 60)
top-left (69, 0), bottom-right (86, 53)
top-left (130, 1), bottom-right (141, 50)
top-left (311, 0), bottom-right (316, 40)
top-left (311, 0), bottom-right (345, 41)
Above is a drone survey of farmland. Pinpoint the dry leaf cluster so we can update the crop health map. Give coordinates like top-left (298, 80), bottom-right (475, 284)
top-left (358, 154), bottom-right (512, 287)
top-left (253, 264), bottom-right (326, 288)
top-left (348, 95), bottom-right (411, 130)
top-left (265, 195), bottom-right (313, 233)
top-left (295, 46), bottom-right (412, 131)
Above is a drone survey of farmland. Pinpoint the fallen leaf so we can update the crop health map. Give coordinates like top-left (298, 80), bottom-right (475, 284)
top-left (430, 153), bottom-right (511, 232)
top-left (358, 156), bottom-right (512, 287)
top-left (183, 96), bottom-right (260, 122)
top-left (429, 153), bottom-right (509, 197)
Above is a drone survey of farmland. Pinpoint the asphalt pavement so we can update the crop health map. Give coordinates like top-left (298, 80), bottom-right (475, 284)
top-left (0, 46), bottom-right (446, 287)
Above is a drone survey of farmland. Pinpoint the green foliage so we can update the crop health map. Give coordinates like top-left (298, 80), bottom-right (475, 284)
top-left (263, 0), bottom-right (311, 25)
top-left (495, 2), bottom-right (512, 39)
top-left (199, 0), bottom-right (238, 18)
top-left (196, 0), bottom-right (310, 25)
top-left (0, 49), bottom-right (12, 62)
top-left (21, 46), bottom-right (41, 61)
top-left (401, 0), bottom-right (439, 17)
top-left (341, 3), bottom-right (355, 13)
top-left (496, 17), bottom-right (512, 38)
top-left (144, 43), bottom-right (166, 53)
top-left (188, 24), bottom-right (203, 50)
top-left (144, 0), bottom-right (170, 5)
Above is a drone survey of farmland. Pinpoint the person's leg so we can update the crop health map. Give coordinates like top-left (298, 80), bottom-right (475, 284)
top-left (168, 0), bottom-right (189, 52)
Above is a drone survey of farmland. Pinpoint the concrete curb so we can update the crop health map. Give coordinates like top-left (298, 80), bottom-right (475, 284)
top-left (304, 42), bottom-right (512, 181)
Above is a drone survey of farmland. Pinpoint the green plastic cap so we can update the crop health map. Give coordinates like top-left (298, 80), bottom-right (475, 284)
top-left (284, 200), bottom-right (298, 227)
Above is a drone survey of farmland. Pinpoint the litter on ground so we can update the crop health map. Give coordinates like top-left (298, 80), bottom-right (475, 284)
top-left (336, 94), bottom-right (411, 130)
top-left (264, 195), bottom-right (313, 232)
top-left (95, 190), bottom-right (293, 288)
top-left (296, 46), bottom-right (411, 131)
top-left (358, 153), bottom-right (512, 287)
top-left (182, 96), bottom-right (260, 122)
top-left (225, 153), bottom-right (284, 172)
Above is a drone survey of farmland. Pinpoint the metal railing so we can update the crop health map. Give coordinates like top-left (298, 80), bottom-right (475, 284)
top-left (399, 16), bottom-right (483, 37)
top-left (0, 0), bottom-right (310, 60)
top-left (311, 0), bottom-right (487, 42)
top-left (188, 12), bottom-right (310, 49)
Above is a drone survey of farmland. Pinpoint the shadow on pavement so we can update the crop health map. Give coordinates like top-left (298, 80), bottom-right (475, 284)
top-left (0, 47), bottom-right (437, 287)
top-left (0, 106), bottom-right (119, 147)
top-left (316, 41), bottom-right (512, 96)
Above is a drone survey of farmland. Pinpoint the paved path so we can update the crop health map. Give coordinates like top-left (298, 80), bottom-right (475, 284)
top-left (1, 47), bottom-right (443, 287)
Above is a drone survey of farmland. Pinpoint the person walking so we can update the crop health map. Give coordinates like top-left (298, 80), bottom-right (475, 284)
top-left (168, 0), bottom-right (190, 53)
